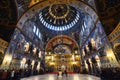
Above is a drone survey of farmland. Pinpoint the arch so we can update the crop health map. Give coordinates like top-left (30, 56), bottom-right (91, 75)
top-left (17, 0), bottom-right (98, 30)
top-left (45, 35), bottom-right (79, 53)
top-left (114, 43), bottom-right (120, 55)
top-left (114, 43), bottom-right (120, 49)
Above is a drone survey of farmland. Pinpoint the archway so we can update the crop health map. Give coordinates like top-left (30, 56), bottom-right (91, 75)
top-left (45, 35), bottom-right (81, 72)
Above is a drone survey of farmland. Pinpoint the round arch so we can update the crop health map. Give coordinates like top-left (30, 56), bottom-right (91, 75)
top-left (17, 0), bottom-right (98, 29)
top-left (45, 35), bottom-right (79, 54)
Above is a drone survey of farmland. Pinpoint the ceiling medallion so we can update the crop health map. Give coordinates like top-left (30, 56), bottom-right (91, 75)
top-left (49, 4), bottom-right (69, 19)
top-left (39, 4), bottom-right (80, 31)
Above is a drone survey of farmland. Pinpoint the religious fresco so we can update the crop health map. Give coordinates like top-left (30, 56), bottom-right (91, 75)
top-left (0, 29), bottom-right (20, 69)
top-left (22, 19), bottom-right (43, 47)
top-left (45, 35), bottom-right (78, 54)
top-left (10, 29), bottom-right (31, 55)
top-left (22, 20), bottom-right (35, 40)
top-left (39, 4), bottom-right (80, 31)
top-left (94, 22), bottom-right (105, 50)
top-left (79, 14), bottom-right (94, 47)
top-left (16, 0), bottom-right (98, 49)
top-left (53, 45), bottom-right (72, 54)
top-left (13, 30), bottom-right (26, 54)
top-left (84, 14), bottom-right (94, 36)
top-left (83, 0), bottom-right (96, 10)
top-left (4, 29), bottom-right (20, 56)
top-left (11, 28), bottom-right (20, 42)
top-left (81, 20), bottom-right (119, 68)
top-left (16, 0), bottom-right (32, 17)
top-left (16, 0), bottom-right (97, 18)
top-left (4, 28), bottom-right (42, 69)
top-left (89, 21), bottom-right (107, 51)
top-left (80, 21), bottom-right (109, 57)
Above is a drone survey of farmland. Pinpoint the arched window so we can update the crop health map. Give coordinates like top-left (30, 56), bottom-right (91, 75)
top-left (36, 28), bottom-right (39, 36)
top-left (33, 25), bottom-right (36, 33)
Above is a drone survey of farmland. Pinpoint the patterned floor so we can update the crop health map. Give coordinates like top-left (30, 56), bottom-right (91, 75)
top-left (21, 74), bottom-right (100, 80)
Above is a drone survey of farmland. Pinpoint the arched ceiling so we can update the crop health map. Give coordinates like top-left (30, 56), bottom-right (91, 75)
top-left (0, 0), bottom-right (119, 42)
top-left (17, 0), bottom-right (98, 28)
top-left (45, 35), bottom-right (79, 54)
top-left (16, 0), bottom-right (98, 47)
top-left (39, 4), bottom-right (80, 31)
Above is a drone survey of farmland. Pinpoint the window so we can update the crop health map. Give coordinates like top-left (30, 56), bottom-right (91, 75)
top-left (42, 19), bottom-right (44, 24)
top-left (54, 27), bottom-right (57, 31)
top-left (39, 6), bottom-right (80, 31)
top-left (66, 25), bottom-right (69, 29)
top-left (63, 27), bottom-right (65, 30)
top-left (64, 26), bottom-right (67, 30)
top-left (84, 21), bottom-right (87, 28)
top-left (43, 21), bottom-right (46, 25)
top-left (73, 20), bottom-right (75, 25)
top-left (81, 29), bottom-right (83, 35)
top-left (33, 25), bottom-right (36, 33)
top-left (57, 27), bottom-right (59, 31)
top-left (75, 18), bottom-right (77, 23)
top-left (33, 25), bottom-right (42, 39)
top-left (71, 22), bottom-right (74, 27)
top-left (82, 25), bottom-right (85, 32)
top-left (39, 33), bottom-right (41, 39)
top-left (36, 28), bottom-right (39, 36)
top-left (50, 25), bottom-right (52, 29)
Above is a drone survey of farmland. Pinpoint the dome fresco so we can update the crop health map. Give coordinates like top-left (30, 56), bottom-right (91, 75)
top-left (39, 4), bottom-right (80, 31)
top-left (54, 45), bottom-right (72, 54)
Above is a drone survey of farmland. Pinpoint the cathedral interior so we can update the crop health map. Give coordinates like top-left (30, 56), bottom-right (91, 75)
top-left (0, 0), bottom-right (120, 80)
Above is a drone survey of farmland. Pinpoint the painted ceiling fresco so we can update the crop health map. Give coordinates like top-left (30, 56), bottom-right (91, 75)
top-left (0, 0), bottom-right (119, 42)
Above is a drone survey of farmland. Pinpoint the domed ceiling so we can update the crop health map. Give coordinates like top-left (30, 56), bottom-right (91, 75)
top-left (31, 3), bottom-right (85, 46)
top-left (17, 1), bottom-right (98, 48)
top-left (39, 4), bottom-right (80, 31)
top-left (0, 0), bottom-right (119, 43)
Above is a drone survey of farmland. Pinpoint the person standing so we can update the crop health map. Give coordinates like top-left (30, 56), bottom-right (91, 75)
top-left (11, 69), bottom-right (15, 80)
top-left (64, 67), bottom-right (68, 77)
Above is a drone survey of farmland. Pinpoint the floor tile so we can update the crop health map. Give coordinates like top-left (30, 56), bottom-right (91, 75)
top-left (21, 74), bottom-right (100, 80)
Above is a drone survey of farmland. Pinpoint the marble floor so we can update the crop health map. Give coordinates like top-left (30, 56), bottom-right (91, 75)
top-left (21, 74), bottom-right (100, 80)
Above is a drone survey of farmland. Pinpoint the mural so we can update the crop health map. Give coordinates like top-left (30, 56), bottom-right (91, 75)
top-left (22, 20), bottom-right (43, 46)
top-left (81, 20), bottom-right (119, 68)
top-left (45, 35), bottom-right (78, 54)
top-left (80, 14), bottom-right (94, 47)
top-left (83, 0), bottom-right (96, 10)
top-left (22, 20), bottom-right (35, 40)
top-left (94, 22), bottom-right (105, 50)
top-left (54, 45), bottom-right (71, 54)
top-left (6, 28), bottom-right (42, 69)
top-left (89, 21), bottom-right (107, 51)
